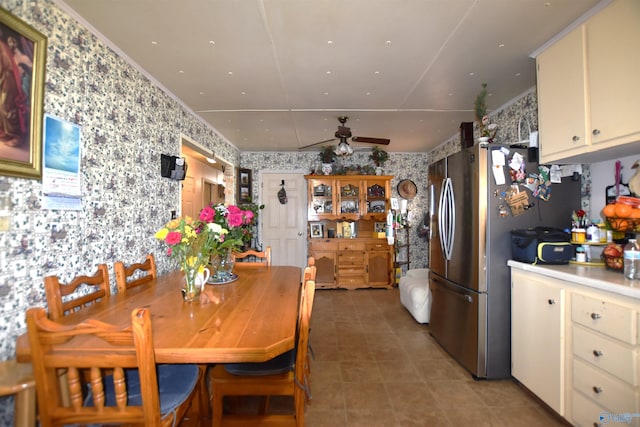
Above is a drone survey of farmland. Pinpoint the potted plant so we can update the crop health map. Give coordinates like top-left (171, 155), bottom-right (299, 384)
top-left (319, 146), bottom-right (336, 175)
top-left (474, 83), bottom-right (498, 144)
top-left (369, 146), bottom-right (389, 175)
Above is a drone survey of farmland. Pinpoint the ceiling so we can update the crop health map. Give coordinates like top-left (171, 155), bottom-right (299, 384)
top-left (57, 0), bottom-right (603, 153)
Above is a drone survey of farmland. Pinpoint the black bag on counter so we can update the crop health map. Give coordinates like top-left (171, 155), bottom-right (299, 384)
top-left (511, 227), bottom-right (572, 264)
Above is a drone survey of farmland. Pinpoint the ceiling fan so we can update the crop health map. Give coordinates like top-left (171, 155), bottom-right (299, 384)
top-left (298, 116), bottom-right (390, 155)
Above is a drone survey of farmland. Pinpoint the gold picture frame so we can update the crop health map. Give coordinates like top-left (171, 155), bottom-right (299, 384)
top-left (0, 8), bottom-right (47, 179)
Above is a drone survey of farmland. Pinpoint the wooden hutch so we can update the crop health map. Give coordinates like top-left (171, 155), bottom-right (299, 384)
top-left (305, 175), bottom-right (394, 289)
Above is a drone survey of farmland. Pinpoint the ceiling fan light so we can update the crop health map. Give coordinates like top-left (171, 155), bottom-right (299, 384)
top-left (335, 141), bottom-right (352, 157)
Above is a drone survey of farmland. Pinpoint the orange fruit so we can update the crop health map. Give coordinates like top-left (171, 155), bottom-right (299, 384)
top-left (615, 203), bottom-right (632, 218)
top-left (602, 203), bottom-right (617, 218)
top-left (629, 208), bottom-right (640, 219)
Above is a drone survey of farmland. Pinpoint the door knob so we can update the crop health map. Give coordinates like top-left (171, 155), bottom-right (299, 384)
top-left (298, 232), bottom-right (303, 236)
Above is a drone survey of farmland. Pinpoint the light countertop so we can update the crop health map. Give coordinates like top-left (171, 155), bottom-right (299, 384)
top-left (508, 260), bottom-right (640, 300)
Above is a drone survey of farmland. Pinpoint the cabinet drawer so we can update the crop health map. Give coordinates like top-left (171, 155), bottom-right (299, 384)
top-left (338, 252), bottom-right (365, 265)
top-left (366, 242), bottom-right (388, 252)
top-left (337, 275), bottom-right (366, 287)
top-left (337, 267), bottom-right (365, 275)
top-left (573, 326), bottom-right (639, 385)
top-left (338, 241), bottom-right (365, 251)
top-left (572, 389), bottom-right (640, 427)
top-left (309, 240), bottom-right (337, 251)
top-left (572, 292), bottom-right (637, 345)
top-left (573, 358), bottom-right (638, 413)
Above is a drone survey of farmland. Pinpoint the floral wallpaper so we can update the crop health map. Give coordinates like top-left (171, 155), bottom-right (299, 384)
top-left (0, 1), bottom-right (240, 422)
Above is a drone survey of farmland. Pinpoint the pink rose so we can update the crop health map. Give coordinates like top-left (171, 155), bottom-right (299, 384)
top-left (165, 231), bottom-right (182, 245)
top-left (199, 206), bottom-right (215, 222)
top-left (227, 212), bottom-right (244, 227)
top-left (243, 210), bottom-right (254, 224)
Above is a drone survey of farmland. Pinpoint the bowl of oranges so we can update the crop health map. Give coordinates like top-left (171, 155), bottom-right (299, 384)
top-left (602, 196), bottom-right (640, 232)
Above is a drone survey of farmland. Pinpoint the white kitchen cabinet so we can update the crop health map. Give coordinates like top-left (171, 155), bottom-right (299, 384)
top-left (509, 263), bottom-right (640, 426)
top-left (536, 0), bottom-right (640, 164)
top-left (511, 269), bottom-right (566, 415)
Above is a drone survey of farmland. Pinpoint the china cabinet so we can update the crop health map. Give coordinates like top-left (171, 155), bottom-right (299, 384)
top-left (305, 175), bottom-right (394, 289)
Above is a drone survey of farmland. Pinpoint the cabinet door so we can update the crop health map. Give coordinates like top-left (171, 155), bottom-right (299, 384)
top-left (586, 0), bottom-right (640, 149)
top-left (511, 270), bottom-right (565, 415)
top-left (311, 250), bottom-right (336, 288)
top-left (308, 179), bottom-right (336, 220)
top-left (363, 178), bottom-right (390, 221)
top-left (367, 248), bottom-right (391, 287)
top-left (537, 27), bottom-right (588, 163)
top-left (336, 180), bottom-right (363, 220)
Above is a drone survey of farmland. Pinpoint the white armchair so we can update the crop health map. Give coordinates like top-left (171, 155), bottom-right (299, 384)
top-left (399, 269), bottom-right (431, 323)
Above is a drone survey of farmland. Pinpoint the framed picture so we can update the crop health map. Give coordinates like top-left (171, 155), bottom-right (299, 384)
top-left (0, 9), bottom-right (47, 179)
top-left (374, 222), bottom-right (386, 233)
top-left (237, 168), bottom-right (251, 203)
top-left (310, 222), bottom-right (324, 239)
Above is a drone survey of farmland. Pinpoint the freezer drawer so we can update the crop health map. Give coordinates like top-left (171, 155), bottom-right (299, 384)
top-left (429, 272), bottom-right (483, 377)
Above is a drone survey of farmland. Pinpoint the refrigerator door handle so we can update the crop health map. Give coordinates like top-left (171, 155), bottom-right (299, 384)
top-left (442, 177), bottom-right (455, 261)
top-left (437, 180), bottom-right (447, 258)
top-left (429, 184), bottom-right (435, 240)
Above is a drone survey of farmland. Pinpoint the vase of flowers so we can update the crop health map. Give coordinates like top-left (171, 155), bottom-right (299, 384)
top-left (197, 203), bottom-right (259, 281)
top-left (155, 216), bottom-right (220, 301)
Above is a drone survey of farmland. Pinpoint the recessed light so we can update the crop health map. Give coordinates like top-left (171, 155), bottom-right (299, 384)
top-left (365, 92), bottom-right (371, 96)
top-left (209, 40), bottom-right (215, 45)
top-left (324, 92), bottom-right (329, 95)
top-left (385, 40), bottom-right (391, 45)
top-left (179, 70), bottom-right (184, 74)
top-left (544, 2), bottom-right (551, 7)
top-left (151, 41), bottom-right (158, 45)
top-left (499, 44), bottom-right (505, 48)
top-left (199, 92), bottom-right (204, 95)
top-left (228, 71), bottom-right (233, 75)
top-left (326, 71), bottom-right (332, 75)
top-left (469, 72), bottom-right (475, 76)
top-left (374, 71), bottom-right (380, 75)
top-left (241, 91), bottom-right (246, 95)
top-left (515, 72), bottom-right (521, 77)
top-left (327, 40), bottom-right (333, 45)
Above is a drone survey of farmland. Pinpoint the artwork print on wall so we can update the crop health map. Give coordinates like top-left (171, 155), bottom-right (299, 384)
top-left (0, 7), bottom-right (47, 179)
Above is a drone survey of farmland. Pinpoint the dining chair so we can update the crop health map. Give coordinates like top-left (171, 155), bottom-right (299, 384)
top-left (304, 256), bottom-right (316, 281)
top-left (26, 306), bottom-right (206, 427)
top-left (210, 279), bottom-right (316, 427)
top-left (114, 253), bottom-right (157, 293)
top-left (0, 360), bottom-right (36, 427)
top-left (44, 264), bottom-right (111, 320)
top-left (234, 246), bottom-right (271, 268)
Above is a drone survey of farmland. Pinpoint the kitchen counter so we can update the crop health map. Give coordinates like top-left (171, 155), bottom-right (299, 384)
top-left (508, 260), bottom-right (640, 300)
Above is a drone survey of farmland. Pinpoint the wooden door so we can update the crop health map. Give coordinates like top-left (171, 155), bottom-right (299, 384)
top-left (261, 172), bottom-right (308, 269)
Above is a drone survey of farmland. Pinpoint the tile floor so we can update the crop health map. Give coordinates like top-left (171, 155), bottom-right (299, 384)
top-left (302, 288), bottom-right (569, 427)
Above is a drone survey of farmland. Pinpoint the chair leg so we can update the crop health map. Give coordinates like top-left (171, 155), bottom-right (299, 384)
top-left (14, 386), bottom-right (36, 427)
top-left (197, 365), bottom-right (209, 422)
top-left (212, 388), bottom-right (224, 427)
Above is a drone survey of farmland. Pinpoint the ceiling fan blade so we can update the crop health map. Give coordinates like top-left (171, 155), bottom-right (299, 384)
top-left (351, 136), bottom-right (390, 145)
top-left (298, 138), bottom-right (337, 150)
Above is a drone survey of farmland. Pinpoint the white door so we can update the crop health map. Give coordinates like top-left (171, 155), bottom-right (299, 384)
top-left (260, 172), bottom-right (307, 268)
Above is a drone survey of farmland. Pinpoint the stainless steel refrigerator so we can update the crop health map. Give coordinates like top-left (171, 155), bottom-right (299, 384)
top-left (428, 144), bottom-right (580, 379)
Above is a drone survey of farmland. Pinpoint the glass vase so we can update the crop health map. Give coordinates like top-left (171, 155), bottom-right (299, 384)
top-left (210, 251), bottom-right (236, 282)
top-left (181, 265), bottom-right (209, 302)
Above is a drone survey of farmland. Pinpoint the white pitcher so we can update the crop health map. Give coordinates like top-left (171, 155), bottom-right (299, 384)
top-left (195, 268), bottom-right (211, 288)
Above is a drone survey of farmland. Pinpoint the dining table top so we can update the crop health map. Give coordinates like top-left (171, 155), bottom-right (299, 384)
top-left (17, 265), bottom-right (302, 364)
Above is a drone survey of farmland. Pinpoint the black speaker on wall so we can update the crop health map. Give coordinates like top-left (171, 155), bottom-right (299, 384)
top-left (160, 154), bottom-right (187, 180)
top-left (460, 122), bottom-right (474, 149)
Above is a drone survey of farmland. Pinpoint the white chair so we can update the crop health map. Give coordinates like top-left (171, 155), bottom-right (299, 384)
top-left (399, 268), bottom-right (431, 323)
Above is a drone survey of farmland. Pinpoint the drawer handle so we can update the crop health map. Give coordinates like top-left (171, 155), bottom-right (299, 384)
top-left (572, 135), bottom-right (580, 142)
top-left (592, 386), bottom-right (603, 394)
top-left (547, 299), bottom-right (555, 305)
top-left (592, 128), bottom-right (601, 136)
top-left (593, 350), bottom-right (603, 357)
top-left (590, 313), bottom-right (601, 320)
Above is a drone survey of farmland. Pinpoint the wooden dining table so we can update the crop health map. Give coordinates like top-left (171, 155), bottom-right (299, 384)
top-left (17, 266), bottom-right (302, 364)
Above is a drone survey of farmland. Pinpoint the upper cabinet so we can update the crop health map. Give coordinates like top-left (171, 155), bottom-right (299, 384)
top-left (536, 0), bottom-right (640, 164)
top-left (306, 175), bottom-right (391, 221)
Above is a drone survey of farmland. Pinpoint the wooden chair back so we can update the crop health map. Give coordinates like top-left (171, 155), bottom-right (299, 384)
top-left (210, 279), bottom-right (315, 427)
top-left (234, 246), bottom-right (271, 268)
top-left (304, 257), bottom-right (316, 282)
top-left (114, 253), bottom-right (157, 293)
top-left (44, 264), bottom-right (110, 320)
top-left (26, 307), bottom-right (200, 427)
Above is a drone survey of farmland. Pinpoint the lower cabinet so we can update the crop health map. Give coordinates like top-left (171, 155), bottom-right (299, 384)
top-left (511, 269), bottom-right (565, 415)
top-left (510, 267), bottom-right (640, 426)
top-left (309, 238), bottom-right (393, 289)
